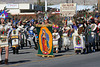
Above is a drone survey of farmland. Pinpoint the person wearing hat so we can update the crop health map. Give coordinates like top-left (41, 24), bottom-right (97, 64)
top-left (62, 24), bottom-right (71, 51)
top-left (44, 16), bottom-right (49, 25)
top-left (94, 18), bottom-right (100, 51)
top-left (44, 19), bottom-right (49, 25)
top-left (90, 18), bottom-right (98, 52)
top-left (27, 22), bottom-right (37, 48)
top-left (86, 20), bottom-right (94, 53)
top-left (52, 27), bottom-right (60, 53)
top-left (0, 13), bottom-right (9, 64)
top-left (17, 20), bottom-right (25, 49)
top-left (71, 19), bottom-right (85, 54)
top-left (21, 19), bottom-right (28, 47)
top-left (9, 22), bottom-right (20, 54)
top-left (87, 18), bottom-right (98, 53)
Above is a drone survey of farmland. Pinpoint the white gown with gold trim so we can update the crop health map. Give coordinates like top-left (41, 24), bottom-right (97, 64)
top-left (0, 25), bottom-right (9, 47)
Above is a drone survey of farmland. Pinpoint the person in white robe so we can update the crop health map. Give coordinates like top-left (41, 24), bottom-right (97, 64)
top-left (52, 29), bottom-right (60, 53)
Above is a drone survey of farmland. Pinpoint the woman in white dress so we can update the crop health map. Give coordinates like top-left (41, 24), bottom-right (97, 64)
top-left (62, 25), bottom-right (71, 50)
top-left (52, 29), bottom-right (60, 53)
top-left (0, 18), bottom-right (9, 64)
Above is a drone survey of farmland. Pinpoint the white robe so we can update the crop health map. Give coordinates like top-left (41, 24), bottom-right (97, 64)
top-left (0, 24), bottom-right (9, 47)
top-left (52, 33), bottom-right (60, 48)
top-left (11, 28), bottom-right (19, 46)
top-left (62, 33), bottom-right (70, 47)
top-left (62, 27), bottom-right (71, 47)
top-left (72, 26), bottom-right (85, 50)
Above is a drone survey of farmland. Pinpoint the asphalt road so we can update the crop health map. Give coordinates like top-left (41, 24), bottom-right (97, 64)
top-left (0, 45), bottom-right (100, 67)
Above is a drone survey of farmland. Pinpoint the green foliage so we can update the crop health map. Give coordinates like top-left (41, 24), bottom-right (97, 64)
top-left (49, 14), bottom-right (63, 26)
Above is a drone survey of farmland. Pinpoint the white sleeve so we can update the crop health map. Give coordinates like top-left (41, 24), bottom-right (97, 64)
top-left (7, 29), bottom-right (12, 38)
top-left (62, 27), bottom-right (64, 31)
top-left (57, 33), bottom-right (60, 40)
top-left (52, 33), bottom-right (55, 40)
top-left (0, 25), bottom-right (3, 30)
top-left (5, 25), bottom-right (8, 30)
top-left (67, 27), bottom-right (70, 30)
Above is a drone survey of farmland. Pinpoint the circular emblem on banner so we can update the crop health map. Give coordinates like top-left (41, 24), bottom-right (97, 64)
top-left (75, 36), bottom-right (81, 46)
top-left (39, 27), bottom-right (52, 55)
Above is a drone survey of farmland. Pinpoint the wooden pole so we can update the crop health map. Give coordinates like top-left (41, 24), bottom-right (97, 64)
top-left (72, 0), bottom-right (73, 3)
top-left (84, 0), bottom-right (85, 5)
top-left (98, 0), bottom-right (100, 10)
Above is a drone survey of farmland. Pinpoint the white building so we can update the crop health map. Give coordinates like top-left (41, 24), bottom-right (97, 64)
top-left (0, 3), bottom-right (35, 15)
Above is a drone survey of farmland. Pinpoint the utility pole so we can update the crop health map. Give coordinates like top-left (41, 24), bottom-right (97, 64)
top-left (98, 0), bottom-right (100, 10)
top-left (84, 0), bottom-right (85, 5)
top-left (45, 0), bottom-right (47, 12)
top-left (72, 0), bottom-right (74, 3)
top-left (98, 0), bottom-right (100, 20)
top-left (66, 0), bottom-right (68, 3)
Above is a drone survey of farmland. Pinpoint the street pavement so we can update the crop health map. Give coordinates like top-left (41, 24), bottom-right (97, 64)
top-left (0, 44), bottom-right (100, 67)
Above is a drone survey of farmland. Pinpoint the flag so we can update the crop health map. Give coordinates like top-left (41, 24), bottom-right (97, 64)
top-left (84, 14), bottom-right (87, 18)
top-left (89, 16), bottom-right (93, 20)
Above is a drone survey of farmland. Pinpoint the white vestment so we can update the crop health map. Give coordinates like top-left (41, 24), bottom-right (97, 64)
top-left (52, 33), bottom-right (60, 48)
top-left (0, 24), bottom-right (9, 47)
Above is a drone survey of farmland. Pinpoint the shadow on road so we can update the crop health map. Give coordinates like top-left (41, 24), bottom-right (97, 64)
top-left (55, 54), bottom-right (64, 57)
top-left (59, 49), bottom-right (74, 53)
top-left (18, 52), bottom-right (32, 54)
top-left (8, 60), bottom-right (31, 65)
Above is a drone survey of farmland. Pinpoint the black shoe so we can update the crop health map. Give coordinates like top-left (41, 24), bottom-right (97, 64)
top-left (5, 59), bottom-right (8, 64)
top-left (34, 47), bottom-right (38, 50)
top-left (0, 61), bottom-right (2, 64)
top-left (29, 46), bottom-right (32, 48)
top-left (64, 48), bottom-right (67, 51)
top-left (13, 49), bottom-right (15, 54)
top-left (67, 48), bottom-right (69, 50)
top-left (16, 49), bottom-right (19, 54)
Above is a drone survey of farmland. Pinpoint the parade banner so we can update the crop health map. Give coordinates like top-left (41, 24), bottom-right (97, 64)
top-left (60, 3), bottom-right (76, 17)
top-left (73, 35), bottom-right (85, 49)
top-left (36, 24), bottom-right (54, 57)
